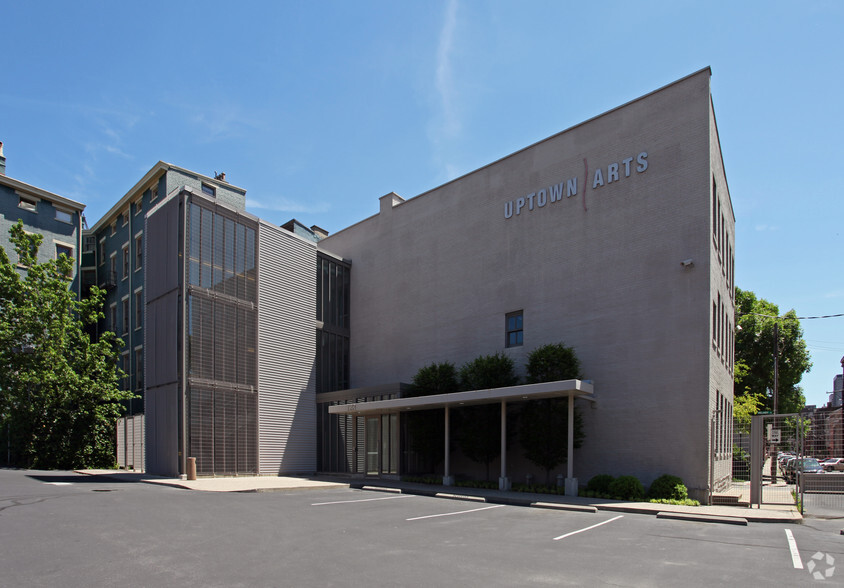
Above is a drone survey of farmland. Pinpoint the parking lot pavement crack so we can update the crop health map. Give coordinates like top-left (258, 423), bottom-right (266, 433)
top-left (0, 496), bottom-right (52, 514)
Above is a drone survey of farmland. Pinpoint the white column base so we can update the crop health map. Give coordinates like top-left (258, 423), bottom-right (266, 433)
top-left (564, 477), bottom-right (578, 497)
top-left (499, 477), bottom-right (511, 490)
top-left (442, 475), bottom-right (454, 486)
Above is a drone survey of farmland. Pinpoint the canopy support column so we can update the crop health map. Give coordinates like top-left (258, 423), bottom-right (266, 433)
top-left (499, 400), bottom-right (511, 490)
top-left (443, 406), bottom-right (453, 486)
top-left (564, 395), bottom-right (578, 496)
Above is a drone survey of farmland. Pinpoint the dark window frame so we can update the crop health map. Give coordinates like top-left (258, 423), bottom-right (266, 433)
top-left (505, 310), bottom-right (523, 348)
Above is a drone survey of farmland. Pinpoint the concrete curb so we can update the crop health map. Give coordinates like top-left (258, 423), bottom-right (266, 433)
top-left (352, 482), bottom-right (799, 524)
top-left (656, 512), bottom-right (749, 526)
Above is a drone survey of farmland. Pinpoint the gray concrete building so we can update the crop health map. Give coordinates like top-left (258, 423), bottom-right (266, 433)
top-left (315, 67), bottom-right (735, 499)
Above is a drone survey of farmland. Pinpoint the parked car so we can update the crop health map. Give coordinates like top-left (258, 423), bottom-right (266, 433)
top-left (820, 457), bottom-right (844, 472)
top-left (784, 457), bottom-right (824, 483)
top-left (780, 456), bottom-right (796, 473)
top-left (778, 452), bottom-right (796, 466)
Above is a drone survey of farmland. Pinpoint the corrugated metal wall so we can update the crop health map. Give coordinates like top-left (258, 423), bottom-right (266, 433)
top-left (144, 194), bottom-right (182, 477)
top-left (257, 220), bottom-right (317, 474)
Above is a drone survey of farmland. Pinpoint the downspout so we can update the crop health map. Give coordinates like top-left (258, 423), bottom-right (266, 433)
top-left (180, 190), bottom-right (188, 478)
top-left (128, 207), bottom-right (133, 416)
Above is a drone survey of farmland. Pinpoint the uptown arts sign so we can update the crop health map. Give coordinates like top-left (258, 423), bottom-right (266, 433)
top-left (504, 151), bottom-right (648, 219)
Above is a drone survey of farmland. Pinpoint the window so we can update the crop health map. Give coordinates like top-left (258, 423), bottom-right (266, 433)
top-left (122, 297), bottom-right (129, 335)
top-left (134, 346), bottom-right (143, 390)
top-left (98, 239), bottom-right (106, 266)
top-left (55, 243), bottom-right (73, 277)
top-left (135, 288), bottom-right (143, 329)
top-left (55, 208), bottom-right (73, 224)
top-left (110, 221), bottom-right (116, 236)
top-left (83, 235), bottom-right (96, 253)
top-left (109, 303), bottom-right (117, 332)
top-left (134, 198), bottom-right (143, 216)
top-left (109, 253), bottom-right (117, 282)
top-left (121, 352), bottom-right (130, 390)
top-left (505, 311), bottom-right (523, 348)
top-left (122, 244), bottom-right (129, 279)
top-left (55, 243), bottom-right (73, 260)
top-left (201, 183), bottom-right (216, 197)
top-left (135, 233), bottom-right (142, 270)
top-left (18, 196), bottom-right (37, 212)
top-left (150, 183), bottom-right (158, 202)
top-left (121, 210), bottom-right (129, 226)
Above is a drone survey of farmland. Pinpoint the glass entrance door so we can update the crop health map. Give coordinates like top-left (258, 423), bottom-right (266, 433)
top-left (365, 414), bottom-right (399, 476)
top-left (365, 417), bottom-right (380, 475)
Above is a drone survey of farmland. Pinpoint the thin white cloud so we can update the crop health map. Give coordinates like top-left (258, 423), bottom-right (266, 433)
top-left (754, 224), bottom-right (780, 232)
top-left (436, 0), bottom-right (460, 140)
top-left (189, 102), bottom-right (263, 142)
top-left (246, 197), bottom-right (330, 215)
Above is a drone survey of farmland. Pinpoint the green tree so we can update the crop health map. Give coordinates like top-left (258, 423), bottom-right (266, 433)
top-left (734, 288), bottom-right (811, 414)
top-left (519, 343), bottom-right (585, 483)
top-left (404, 362), bottom-right (458, 473)
top-left (0, 221), bottom-right (132, 469)
top-left (454, 353), bottom-right (519, 481)
top-left (733, 391), bottom-right (764, 435)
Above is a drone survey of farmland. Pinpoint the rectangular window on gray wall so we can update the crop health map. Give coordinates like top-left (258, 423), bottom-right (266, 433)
top-left (18, 196), bottom-right (37, 212)
top-left (506, 310), bottom-right (523, 348)
top-left (55, 209), bottom-right (73, 224)
top-left (135, 234), bottom-right (142, 270)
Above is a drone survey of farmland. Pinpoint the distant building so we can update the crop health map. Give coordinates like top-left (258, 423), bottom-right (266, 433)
top-left (0, 142), bottom-right (85, 293)
top-left (830, 374), bottom-right (843, 408)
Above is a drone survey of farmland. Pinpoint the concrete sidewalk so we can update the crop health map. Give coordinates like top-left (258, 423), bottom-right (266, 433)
top-left (76, 470), bottom-right (801, 524)
top-left (76, 469), bottom-right (350, 492)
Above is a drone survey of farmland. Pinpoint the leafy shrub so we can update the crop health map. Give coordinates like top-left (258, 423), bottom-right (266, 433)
top-left (587, 474), bottom-right (615, 494)
top-left (512, 483), bottom-right (564, 495)
top-left (648, 474), bottom-right (686, 500)
top-left (402, 475), bottom-right (441, 485)
top-left (608, 476), bottom-right (645, 500)
top-left (454, 480), bottom-right (499, 490)
top-left (649, 498), bottom-right (700, 506)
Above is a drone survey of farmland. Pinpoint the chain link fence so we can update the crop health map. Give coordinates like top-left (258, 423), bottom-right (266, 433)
top-left (728, 410), bottom-right (844, 516)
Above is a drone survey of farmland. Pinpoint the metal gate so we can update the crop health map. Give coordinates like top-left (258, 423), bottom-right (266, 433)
top-left (116, 413), bottom-right (145, 472)
top-left (731, 411), bottom-right (844, 516)
top-left (749, 414), bottom-right (801, 508)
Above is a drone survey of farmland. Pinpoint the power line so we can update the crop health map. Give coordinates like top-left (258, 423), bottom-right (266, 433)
top-left (740, 312), bottom-right (844, 321)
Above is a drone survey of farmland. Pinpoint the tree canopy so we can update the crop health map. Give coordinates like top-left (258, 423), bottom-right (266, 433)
top-left (404, 362), bottom-right (458, 473)
top-left (454, 353), bottom-right (518, 480)
top-left (734, 287), bottom-right (811, 414)
top-left (520, 343), bottom-right (585, 483)
top-left (0, 221), bottom-right (131, 468)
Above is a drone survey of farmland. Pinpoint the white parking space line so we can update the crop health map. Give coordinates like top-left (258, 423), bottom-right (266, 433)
top-left (311, 495), bottom-right (417, 506)
top-left (784, 529), bottom-right (803, 569)
top-left (553, 515), bottom-right (624, 540)
top-left (45, 482), bottom-right (73, 486)
top-left (406, 504), bottom-right (505, 521)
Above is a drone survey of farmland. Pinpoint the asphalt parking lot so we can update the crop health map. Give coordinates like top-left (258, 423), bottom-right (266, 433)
top-left (1, 469), bottom-right (842, 587)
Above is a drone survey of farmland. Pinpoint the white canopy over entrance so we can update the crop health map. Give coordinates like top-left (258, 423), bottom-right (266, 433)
top-left (329, 379), bottom-right (595, 495)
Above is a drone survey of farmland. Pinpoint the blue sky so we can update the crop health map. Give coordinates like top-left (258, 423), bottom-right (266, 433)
top-left (2, 1), bottom-right (842, 407)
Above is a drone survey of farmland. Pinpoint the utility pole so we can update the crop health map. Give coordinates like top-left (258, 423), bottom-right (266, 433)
top-left (770, 321), bottom-right (779, 484)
